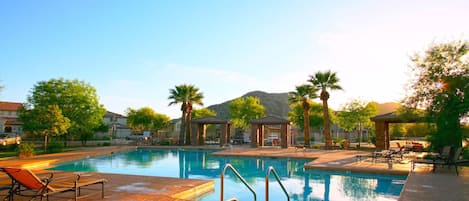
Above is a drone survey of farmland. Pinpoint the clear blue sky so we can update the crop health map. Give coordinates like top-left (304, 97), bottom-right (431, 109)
top-left (1, 0), bottom-right (468, 118)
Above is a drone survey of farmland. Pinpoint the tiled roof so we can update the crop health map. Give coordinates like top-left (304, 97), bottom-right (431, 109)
top-left (0, 101), bottom-right (22, 111)
top-left (104, 111), bottom-right (126, 118)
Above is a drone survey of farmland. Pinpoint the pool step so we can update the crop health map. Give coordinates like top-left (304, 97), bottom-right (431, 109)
top-left (226, 198), bottom-right (238, 201)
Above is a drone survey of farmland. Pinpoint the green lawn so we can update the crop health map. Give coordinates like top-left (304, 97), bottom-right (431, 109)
top-left (0, 152), bottom-right (17, 158)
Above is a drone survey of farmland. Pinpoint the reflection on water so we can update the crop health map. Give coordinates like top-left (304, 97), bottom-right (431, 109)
top-left (50, 149), bottom-right (406, 201)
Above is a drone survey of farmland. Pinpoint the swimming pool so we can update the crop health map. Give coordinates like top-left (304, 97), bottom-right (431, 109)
top-left (50, 148), bottom-right (406, 201)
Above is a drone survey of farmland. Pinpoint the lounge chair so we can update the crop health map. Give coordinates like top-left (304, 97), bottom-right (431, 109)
top-left (356, 150), bottom-right (393, 162)
top-left (1, 167), bottom-right (107, 201)
top-left (411, 146), bottom-right (463, 174)
top-left (356, 144), bottom-right (406, 163)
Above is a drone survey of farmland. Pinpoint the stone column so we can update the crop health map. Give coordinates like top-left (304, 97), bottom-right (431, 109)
top-left (191, 123), bottom-right (198, 145)
top-left (226, 123), bottom-right (231, 144)
top-left (280, 123), bottom-right (288, 148)
top-left (197, 124), bottom-right (205, 145)
top-left (375, 121), bottom-right (385, 150)
top-left (251, 124), bottom-right (258, 148)
top-left (258, 124), bottom-right (264, 147)
top-left (384, 122), bottom-right (390, 150)
top-left (220, 123), bottom-right (227, 146)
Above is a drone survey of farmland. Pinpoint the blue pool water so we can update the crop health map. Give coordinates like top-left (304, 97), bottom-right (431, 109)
top-left (50, 149), bottom-right (406, 201)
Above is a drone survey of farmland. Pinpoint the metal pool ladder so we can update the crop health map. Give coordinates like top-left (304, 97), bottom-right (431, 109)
top-left (220, 163), bottom-right (257, 201)
top-left (220, 164), bottom-right (290, 201)
top-left (265, 166), bottom-right (290, 201)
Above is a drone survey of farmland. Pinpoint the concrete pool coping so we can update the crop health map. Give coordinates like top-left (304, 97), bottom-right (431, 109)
top-left (0, 145), bottom-right (467, 200)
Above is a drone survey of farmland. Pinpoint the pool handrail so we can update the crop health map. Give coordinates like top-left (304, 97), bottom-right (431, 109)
top-left (220, 163), bottom-right (257, 201)
top-left (265, 166), bottom-right (290, 201)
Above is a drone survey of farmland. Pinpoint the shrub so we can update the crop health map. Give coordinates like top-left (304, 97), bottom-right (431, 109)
top-left (368, 134), bottom-right (376, 146)
top-left (102, 142), bottom-right (111, 146)
top-left (2, 144), bottom-right (18, 152)
top-left (17, 143), bottom-right (35, 158)
top-left (463, 147), bottom-right (469, 159)
top-left (47, 141), bottom-right (64, 153)
top-left (333, 137), bottom-right (344, 146)
top-left (311, 144), bottom-right (321, 149)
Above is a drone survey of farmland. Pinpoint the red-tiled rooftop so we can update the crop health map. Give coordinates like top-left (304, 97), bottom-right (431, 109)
top-left (0, 101), bottom-right (22, 111)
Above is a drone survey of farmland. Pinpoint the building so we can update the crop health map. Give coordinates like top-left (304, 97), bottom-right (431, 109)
top-left (0, 101), bottom-right (132, 140)
top-left (95, 111), bottom-right (132, 139)
top-left (0, 101), bottom-right (23, 135)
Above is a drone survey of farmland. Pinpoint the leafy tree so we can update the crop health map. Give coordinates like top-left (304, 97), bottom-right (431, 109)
top-left (389, 124), bottom-right (406, 138)
top-left (405, 40), bottom-right (469, 150)
top-left (336, 100), bottom-right (378, 147)
top-left (19, 104), bottom-right (70, 152)
top-left (288, 101), bottom-right (325, 131)
top-left (127, 107), bottom-right (156, 132)
top-left (405, 123), bottom-right (434, 138)
top-left (288, 101), bottom-right (333, 144)
top-left (309, 70), bottom-right (343, 148)
top-left (192, 108), bottom-right (216, 119)
top-left (168, 84), bottom-right (204, 145)
top-left (22, 78), bottom-right (106, 145)
top-left (153, 113), bottom-right (172, 132)
top-left (126, 107), bottom-right (172, 134)
top-left (229, 96), bottom-right (265, 130)
top-left (288, 84), bottom-right (318, 146)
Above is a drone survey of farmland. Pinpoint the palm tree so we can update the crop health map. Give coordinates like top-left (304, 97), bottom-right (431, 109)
top-left (308, 70), bottom-right (342, 148)
top-left (168, 84), bottom-right (204, 145)
top-left (289, 84), bottom-right (318, 146)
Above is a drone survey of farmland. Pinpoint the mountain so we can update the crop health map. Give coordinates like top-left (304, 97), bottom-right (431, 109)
top-left (207, 91), bottom-right (289, 120)
top-left (376, 102), bottom-right (401, 115)
top-left (205, 90), bottom-right (401, 120)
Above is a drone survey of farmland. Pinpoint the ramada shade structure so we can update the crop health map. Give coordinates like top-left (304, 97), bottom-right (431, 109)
top-left (191, 116), bottom-right (232, 146)
top-left (370, 112), bottom-right (422, 150)
top-left (250, 116), bottom-right (291, 148)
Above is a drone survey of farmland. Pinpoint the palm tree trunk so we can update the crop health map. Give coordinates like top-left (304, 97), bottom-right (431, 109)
top-left (185, 111), bottom-right (192, 145)
top-left (304, 108), bottom-right (310, 146)
top-left (179, 112), bottom-right (186, 145)
top-left (322, 99), bottom-right (332, 148)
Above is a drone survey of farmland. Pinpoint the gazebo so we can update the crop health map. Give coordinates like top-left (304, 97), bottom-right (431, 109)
top-left (191, 116), bottom-right (232, 146)
top-left (250, 116), bottom-right (291, 148)
top-left (370, 112), bottom-right (422, 150)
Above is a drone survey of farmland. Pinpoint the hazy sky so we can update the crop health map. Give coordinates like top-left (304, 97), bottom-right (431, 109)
top-left (1, 0), bottom-right (468, 118)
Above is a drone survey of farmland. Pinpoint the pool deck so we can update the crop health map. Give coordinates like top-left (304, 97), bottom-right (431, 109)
top-left (0, 145), bottom-right (468, 201)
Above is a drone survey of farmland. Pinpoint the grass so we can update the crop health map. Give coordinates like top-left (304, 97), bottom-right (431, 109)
top-left (0, 145), bottom-right (82, 158)
top-left (0, 152), bottom-right (17, 158)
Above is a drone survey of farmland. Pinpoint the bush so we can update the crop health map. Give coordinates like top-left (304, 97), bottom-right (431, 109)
top-left (333, 137), bottom-right (344, 145)
top-left (463, 147), bottom-right (469, 159)
top-left (102, 142), bottom-right (111, 146)
top-left (17, 143), bottom-right (35, 158)
top-left (1, 144), bottom-right (18, 151)
top-left (47, 141), bottom-right (64, 153)
top-left (369, 134), bottom-right (376, 146)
